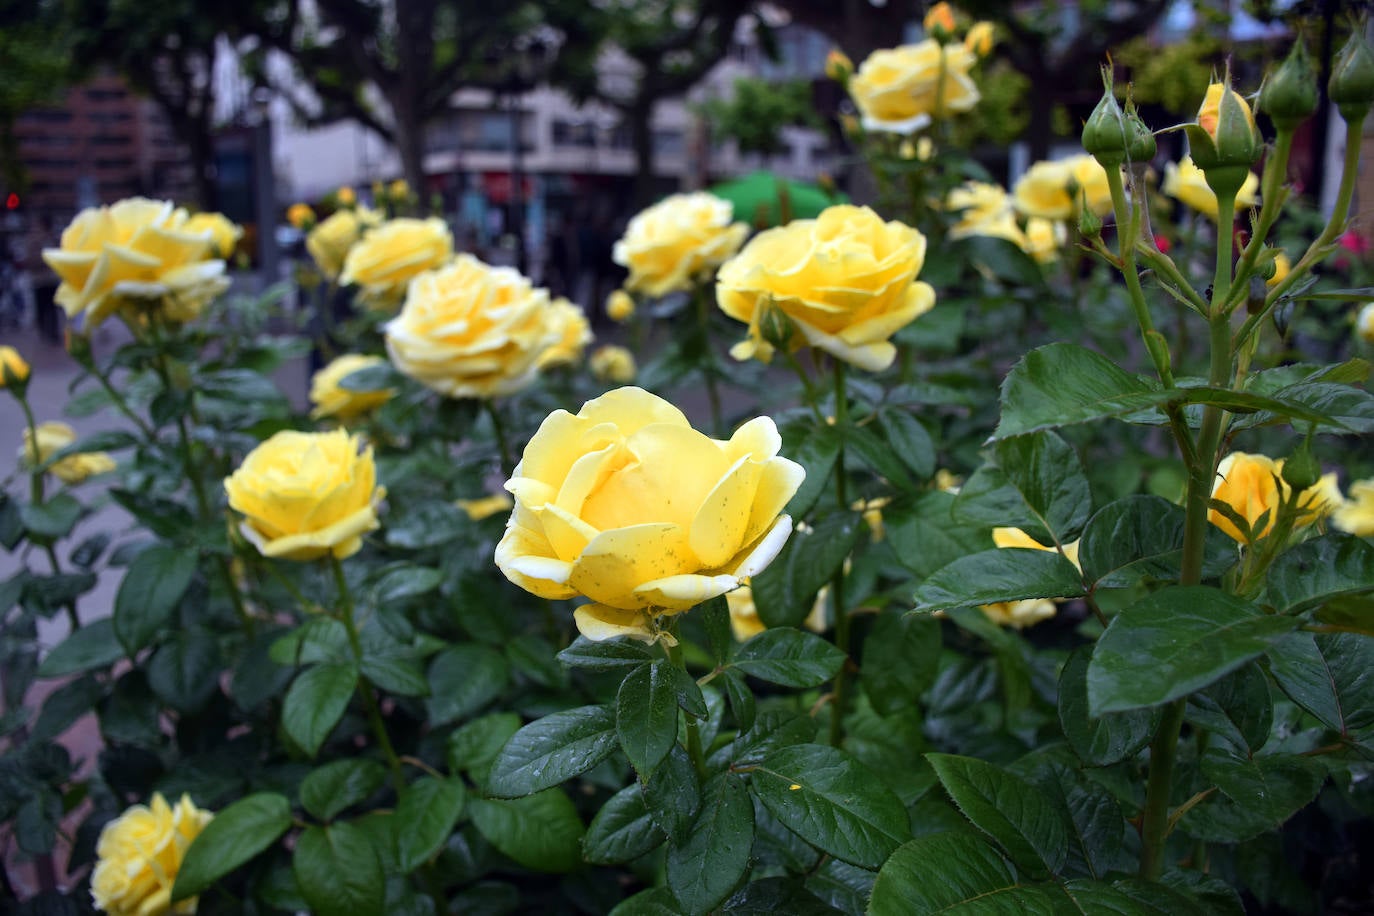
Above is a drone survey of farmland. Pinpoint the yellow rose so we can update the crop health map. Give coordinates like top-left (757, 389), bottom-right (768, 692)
top-left (1197, 82), bottom-right (1257, 142)
top-left (309, 354), bottom-right (395, 421)
top-left (340, 217), bottom-right (453, 308)
top-left (726, 584), bottom-right (827, 642)
top-left (923, 2), bottom-right (956, 35)
top-left (980, 599), bottom-right (1057, 630)
top-left (717, 204), bottom-right (935, 372)
top-left (42, 198), bottom-right (229, 328)
top-left (1011, 155), bottom-right (1114, 221)
top-left (606, 289), bottom-right (636, 322)
top-left (613, 193), bottom-right (748, 298)
top-left (20, 420), bottom-right (116, 484)
top-left (389, 179), bottom-right (410, 199)
top-left (336, 186), bottom-right (356, 206)
top-left (965, 21), bottom-right (995, 56)
top-left (495, 387), bottom-right (805, 643)
top-left (1162, 156), bottom-right (1260, 220)
top-left (90, 793), bottom-right (212, 916)
top-left (946, 182), bottom-right (1014, 240)
top-left (1208, 451), bottom-right (1340, 543)
top-left (1021, 218), bottom-right (1065, 264)
top-left (287, 203), bottom-right (315, 230)
top-left (306, 206), bottom-right (381, 280)
top-left (184, 212), bottom-right (243, 260)
top-left (224, 429), bottom-right (385, 561)
top-left (537, 299), bottom-right (594, 369)
top-left (457, 492), bottom-right (514, 521)
top-left (1266, 251), bottom-right (1291, 287)
top-left (1357, 302), bottom-right (1374, 344)
top-left (385, 254), bottom-right (564, 399)
top-left (1334, 479), bottom-right (1374, 536)
top-left (825, 49), bottom-right (853, 82)
top-left (993, 526), bottom-right (1081, 570)
top-left (0, 345), bottom-right (30, 387)
top-left (589, 344), bottom-right (638, 384)
top-left (848, 40), bottom-right (980, 133)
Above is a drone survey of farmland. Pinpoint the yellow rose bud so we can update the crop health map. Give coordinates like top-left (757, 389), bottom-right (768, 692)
top-left (1334, 479), bottom-right (1374, 536)
top-left (225, 429), bottom-right (385, 561)
top-left (606, 289), bottom-right (636, 322)
top-left (0, 345), bottom-right (31, 387)
top-left (964, 21), bottom-right (995, 57)
top-left (1357, 302), bottom-right (1374, 344)
top-left (1162, 156), bottom-right (1260, 221)
top-left (825, 48), bottom-right (853, 82)
top-left (20, 420), bottom-right (116, 484)
top-left (287, 202), bottom-right (316, 230)
top-left (91, 793), bottom-right (213, 916)
top-left (385, 254), bottom-right (566, 398)
top-left (309, 353), bottom-right (395, 421)
top-left (389, 179), bottom-right (410, 199)
top-left (1208, 451), bottom-right (1341, 543)
top-left (899, 139), bottom-right (917, 159)
top-left (934, 469), bottom-right (962, 492)
top-left (184, 212), bottom-right (243, 260)
top-left (1192, 81), bottom-right (1262, 170)
top-left (613, 193), bottom-right (748, 298)
top-left (42, 198), bottom-right (229, 328)
top-left (340, 217), bottom-right (453, 309)
top-left (336, 186), bottom-right (357, 206)
top-left (494, 387), bottom-right (805, 643)
top-left (306, 206), bottom-right (381, 280)
top-left (1266, 251), bottom-right (1291, 287)
top-left (717, 204), bottom-right (935, 372)
top-left (536, 298), bottom-right (594, 370)
top-left (980, 599), bottom-right (1057, 630)
top-left (589, 344), bottom-right (637, 383)
top-left (457, 492), bottom-right (514, 521)
top-left (923, 2), bottom-right (956, 38)
top-left (849, 40), bottom-right (980, 133)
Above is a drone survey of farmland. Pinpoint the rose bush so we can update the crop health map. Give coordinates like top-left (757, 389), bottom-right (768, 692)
top-left (717, 204), bottom-right (935, 370)
top-left (495, 386), bottom-right (803, 642)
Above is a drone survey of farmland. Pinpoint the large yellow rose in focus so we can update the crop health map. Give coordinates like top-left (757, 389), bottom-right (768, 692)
top-left (1208, 451), bottom-right (1340, 543)
top-left (224, 429), bottom-right (384, 561)
top-left (306, 206), bottom-right (381, 279)
top-left (849, 40), bottom-right (980, 133)
top-left (42, 198), bottom-right (229, 328)
top-left (309, 354), bottom-right (395, 421)
top-left (495, 387), bottom-right (805, 643)
top-left (612, 193), bottom-right (748, 298)
top-left (717, 204), bottom-right (935, 372)
top-left (340, 217), bottom-right (453, 308)
top-left (90, 793), bottom-right (212, 916)
top-left (1011, 155), bottom-right (1114, 221)
top-left (1163, 157), bottom-right (1260, 220)
top-left (385, 255), bottom-right (567, 398)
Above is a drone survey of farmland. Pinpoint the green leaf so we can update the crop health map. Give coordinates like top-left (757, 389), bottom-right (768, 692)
top-left (862, 611), bottom-right (941, 716)
top-left (644, 746), bottom-right (702, 840)
top-left (48, 429), bottom-right (138, 463)
top-left (31, 675), bottom-right (100, 742)
top-left (172, 793), bottom-right (292, 902)
top-left (293, 823), bottom-right (385, 916)
top-left (956, 432), bottom-right (1091, 545)
top-left (702, 595), bottom-right (732, 666)
top-left (721, 669), bottom-right (756, 733)
top-left (666, 774), bottom-right (754, 915)
top-left (732, 627), bottom-right (846, 687)
top-left (338, 362), bottom-right (400, 392)
top-left (468, 789), bottom-right (584, 873)
top-left (1263, 534), bottom-right (1374, 614)
top-left (1079, 495), bottom-right (1237, 589)
top-left (751, 512), bottom-right (863, 628)
top-left (880, 409), bottom-right (936, 481)
top-left (37, 618), bottom-right (124, 677)
top-left (282, 662), bottom-right (358, 758)
top-left (1230, 381), bottom-right (1374, 433)
top-left (912, 549), bottom-right (1084, 612)
top-left (447, 713), bottom-right (522, 786)
top-left (487, 705), bottom-right (619, 798)
top-left (367, 565), bottom-right (444, 604)
top-left (359, 653), bottom-right (429, 698)
top-left (1185, 665), bottom-right (1272, 754)
top-left (270, 618), bottom-right (349, 667)
top-left (884, 491), bottom-right (992, 578)
top-left (845, 421), bottom-right (915, 489)
top-left (584, 783), bottom-right (666, 865)
top-left (425, 644), bottom-right (509, 725)
top-left (868, 830), bottom-right (1019, 915)
top-left (300, 760), bottom-right (387, 822)
top-left (781, 421), bottom-right (841, 518)
top-left (556, 636), bottom-right (657, 671)
top-left (994, 343), bottom-right (1163, 440)
top-left (1200, 750), bottom-right (1325, 830)
top-left (926, 753), bottom-right (1068, 877)
top-left (1058, 648), bottom-right (1158, 767)
top-left (20, 493), bottom-right (85, 539)
top-left (1088, 586), bottom-right (1297, 714)
top-left (617, 661), bottom-right (682, 778)
top-left (113, 545), bottom-right (197, 654)
top-left (395, 777), bottom-right (466, 872)
top-left (1267, 632), bottom-right (1374, 735)
top-left (964, 235), bottom-right (1048, 287)
top-left (751, 743), bottom-right (908, 868)
top-left (146, 628), bottom-right (221, 713)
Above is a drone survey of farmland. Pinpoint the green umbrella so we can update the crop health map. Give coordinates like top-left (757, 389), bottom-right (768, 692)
top-left (707, 171), bottom-right (848, 227)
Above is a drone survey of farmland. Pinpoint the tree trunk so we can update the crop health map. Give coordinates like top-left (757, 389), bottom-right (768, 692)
top-left (394, 117), bottom-right (427, 195)
top-left (629, 100), bottom-right (657, 208)
top-left (184, 118), bottom-right (218, 211)
top-left (1025, 68), bottom-right (1054, 163)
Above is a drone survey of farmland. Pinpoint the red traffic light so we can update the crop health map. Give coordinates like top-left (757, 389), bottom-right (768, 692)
top-left (4, 193), bottom-right (17, 210)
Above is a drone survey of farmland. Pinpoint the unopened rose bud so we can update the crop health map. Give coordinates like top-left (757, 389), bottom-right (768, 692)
top-left (924, 2), bottom-right (956, 42)
top-left (1260, 41), bottom-right (1318, 131)
top-left (1082, 70), bottom-right (1129, 167)
top-left (1192, 81), bottom-right (1262, 170)
top-left (1078, 201), bottom-right (1103, 239)
top-left (1330, 29), bottom-right (1374, 122)
top-left (1281, 442), bottom-right (1321, 492)
top-left (965, 21), bottom-right (995, 57)
top-left (1125, 107), bottom-right (1157, 163)
top-left (760, 299), bottom-right (795, 352)
top-left (825, 49), bottom-right (853, 82)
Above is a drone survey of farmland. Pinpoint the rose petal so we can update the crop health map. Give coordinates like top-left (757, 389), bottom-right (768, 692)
top-left (573, 605), bottom-right (655, 642)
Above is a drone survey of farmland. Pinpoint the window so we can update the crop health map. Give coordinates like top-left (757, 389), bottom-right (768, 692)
top-left (652, 129), bottom-right (683, 157)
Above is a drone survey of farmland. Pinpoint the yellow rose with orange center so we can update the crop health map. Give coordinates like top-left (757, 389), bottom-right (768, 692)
top-left (717, 204), bottom-right (935, 372)
top-left (613, 193), bottom-right (748, 297)
top-left (90, 793), bottom-right (212, 916)
top-left (495, 387), bottom-right (804, 643)
top-left (225, 429), bottom-right (385, 561)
